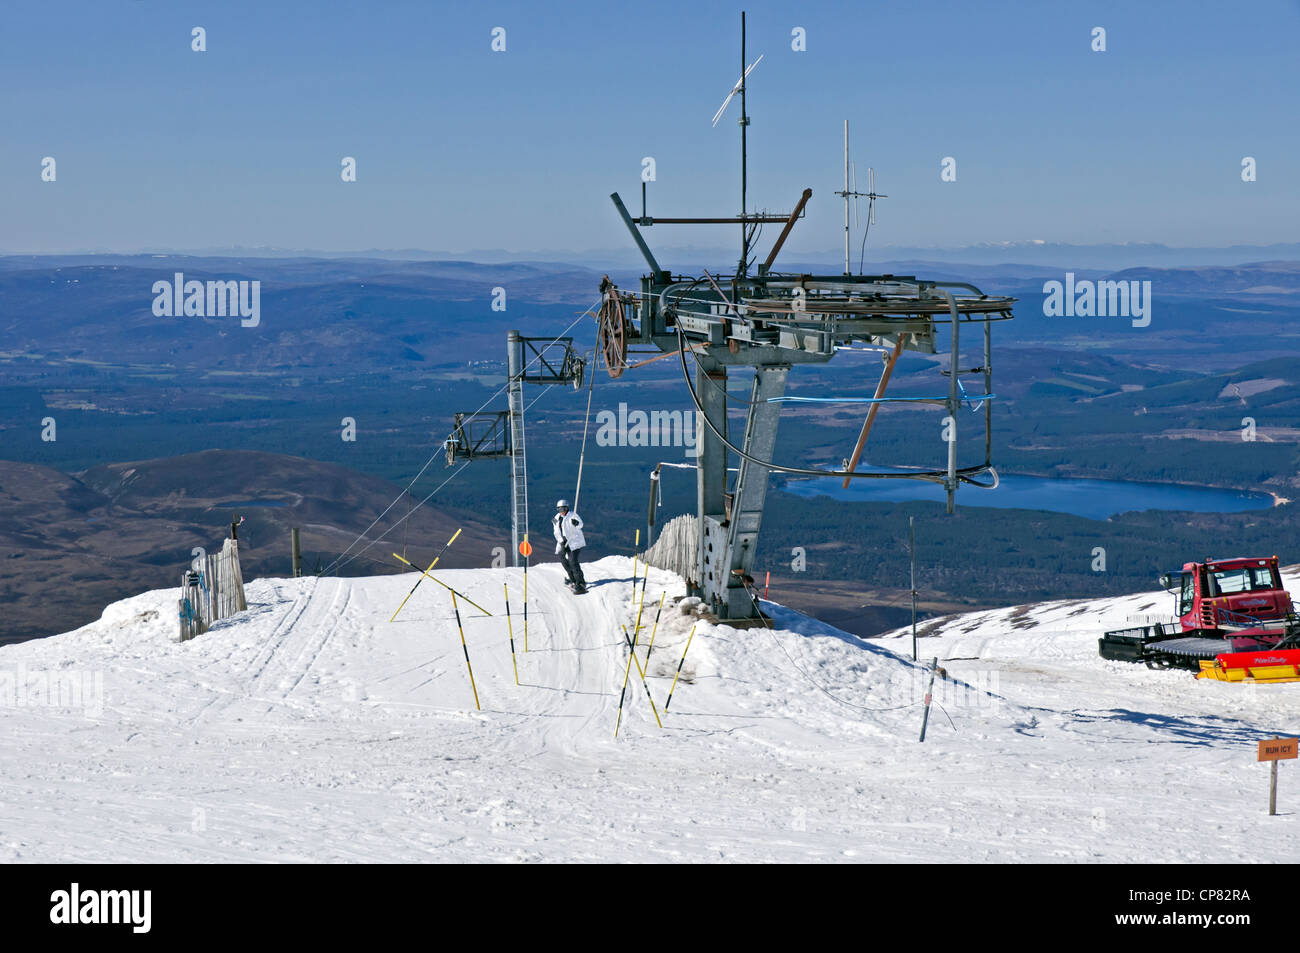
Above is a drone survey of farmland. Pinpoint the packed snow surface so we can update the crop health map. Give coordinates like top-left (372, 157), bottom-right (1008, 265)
top-left (4, 556), bottom-right (1300, 862)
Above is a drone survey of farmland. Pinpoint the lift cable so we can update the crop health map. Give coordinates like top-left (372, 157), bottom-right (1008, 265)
top-left (571, 347), bottom-right (600, 512)
top-left (322, 300), bottom-right (601, 575)
top-left (326, 383), bottom-right (562, 576)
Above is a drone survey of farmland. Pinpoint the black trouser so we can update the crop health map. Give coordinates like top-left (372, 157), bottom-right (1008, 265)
top-left (561, 546), bottom-right (586, 588)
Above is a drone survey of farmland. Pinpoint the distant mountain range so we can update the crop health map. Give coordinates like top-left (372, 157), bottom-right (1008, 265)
top-left (1, 254), bottom-right (1296, 381)
top-left (8, 241), bottom-right (1300, 272)
top-left (0, 450), bottom-right (501, 643)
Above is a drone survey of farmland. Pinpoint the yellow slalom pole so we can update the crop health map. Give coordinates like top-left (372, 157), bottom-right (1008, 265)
top-left (392, 552), bottom-right (493, 616)
top-left (389, 528), bottom-right (462, 621)
top-left (630, 528), bottom-right (640, 627)
top-left (450, 592), bottom-right (480, 711)
top-left (504, 583), bottom-right (519, 685)
top-left (643, 591), bottom-right (666, 669)
top-left (621, 624), bottom-right (662, 729)
top-left (614, 622), bottom-right (639, 739)
top-left (664, 623), bottom-right (698, 713)
top-left (632, 558), bottom-right (651, 638)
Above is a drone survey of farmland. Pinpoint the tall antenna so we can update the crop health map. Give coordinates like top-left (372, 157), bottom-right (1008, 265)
top-left (710, 12), bottom-right (762, 277)
top-left (836, 120), bottom-right (887, 274)
top-left (835, 120), bottom-right (864, 275)
top-left (739, 11), bottom-right (750, 277)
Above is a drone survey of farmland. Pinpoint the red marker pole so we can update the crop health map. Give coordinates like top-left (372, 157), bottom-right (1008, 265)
top-left (519, 537), bottom-right (533, 652)
top-left (764, 571), bottom-right (770, 599)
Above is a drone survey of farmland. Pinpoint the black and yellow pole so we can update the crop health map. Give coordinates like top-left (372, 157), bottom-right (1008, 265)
top-left (621, 624), bottom-right (662, 729)
top-left (614, 623), bottom-right (639, 739)
top-left (664, 623), bottom-right (698, 712)
top-left (389, 528), bottom-right (462, 621)
top-left (392, 552), bottom-right (492, 616)
top-left (632, 559), bottom-right (651, 638)
top-left (643, 592), bottom-right (666, 669)
top-left (521, 535), bottom-right (532, 652)
top-left (450, 592), bottom-right (480, 711)
top-left (504, 582), bottom-right (519, 685)
top-left (629, 529), bottom-right (640, 632)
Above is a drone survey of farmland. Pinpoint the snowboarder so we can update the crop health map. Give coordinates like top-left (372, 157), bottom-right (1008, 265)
top-left (553, 499), bottom-right (588, 593)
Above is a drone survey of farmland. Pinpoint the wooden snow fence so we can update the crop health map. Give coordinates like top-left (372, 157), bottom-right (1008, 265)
top-left (178, 537), bottom-right (247, 641)
top-left (640, 513), bottom-right (699, 589)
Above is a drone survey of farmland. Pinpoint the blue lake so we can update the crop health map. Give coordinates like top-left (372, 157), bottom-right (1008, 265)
top-left (780, 474), bottom-right (1275, 520)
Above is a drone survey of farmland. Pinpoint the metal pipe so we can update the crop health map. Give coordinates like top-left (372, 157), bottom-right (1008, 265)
top-left (610, 192), bottom-right (666, 280)
top-left (930, 288), bottom-right (960, 513)
top-left (843, 119), bottom-right (850, 275)
top-left (841, 334), bottom-right (905, 488)
top-left (910, 516), bottom-right (917, 662)
top-left (761, 188), bottom-right (813, 274)
top-left (984, 318), bottom-right (992, 468)
top-left (647, 465), bottom-right (661, 547)
top-left (642, 215), bottom-right (792, 224)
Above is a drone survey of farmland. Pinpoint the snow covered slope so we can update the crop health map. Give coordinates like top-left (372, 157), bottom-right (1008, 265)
top-left (2, 557), bottom-right (1299, 862)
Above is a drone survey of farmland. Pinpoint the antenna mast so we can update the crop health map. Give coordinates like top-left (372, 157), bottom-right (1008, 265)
top-left (739, 11), bottom-right (750, 277)
top-left (842, 120), bottom-right (851, 274)
top-left (835, 120), bottom-right (886, 275)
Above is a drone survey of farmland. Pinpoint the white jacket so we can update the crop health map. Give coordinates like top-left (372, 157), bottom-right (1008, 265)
top-left (552, 510), bottom-right (586, 550)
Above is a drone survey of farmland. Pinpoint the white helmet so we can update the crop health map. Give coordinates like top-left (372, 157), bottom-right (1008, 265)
top-left (556, 499), bottom-right (570, 509)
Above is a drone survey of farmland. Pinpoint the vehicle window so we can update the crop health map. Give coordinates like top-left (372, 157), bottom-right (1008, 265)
top-left (1212, 569), bottom-right (1252, 595)
top-left (1179, 574), bottom-right (1194, 616)
top-left (1250, 567), bottom-right (1275, 590)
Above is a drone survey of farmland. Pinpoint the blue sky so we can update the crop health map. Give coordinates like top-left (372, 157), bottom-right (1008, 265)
top-left (3, 0), bottom-right (1298, 256)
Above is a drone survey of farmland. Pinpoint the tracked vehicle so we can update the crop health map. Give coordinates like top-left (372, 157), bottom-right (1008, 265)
top-left (1099, 557), bottom-right (1300, 681)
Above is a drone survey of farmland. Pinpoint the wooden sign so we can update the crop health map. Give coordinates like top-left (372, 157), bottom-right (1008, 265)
top-left (1258, 738), bottom-right (1298, 762)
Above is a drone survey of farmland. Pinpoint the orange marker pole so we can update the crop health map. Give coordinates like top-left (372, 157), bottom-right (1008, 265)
top-left (519, 536), bottom-right (533, 652)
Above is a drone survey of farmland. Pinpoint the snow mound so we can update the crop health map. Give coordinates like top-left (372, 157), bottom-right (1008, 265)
top-left (1, 556), bottom-right (1298, 862)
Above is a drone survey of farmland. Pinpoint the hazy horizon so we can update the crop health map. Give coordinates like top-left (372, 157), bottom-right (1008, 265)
top-left (4, 0), bottom-right (1298, 258)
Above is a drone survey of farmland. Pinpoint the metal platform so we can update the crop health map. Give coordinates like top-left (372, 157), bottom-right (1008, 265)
top-left (1150, 637), bottom-right (1229, 660)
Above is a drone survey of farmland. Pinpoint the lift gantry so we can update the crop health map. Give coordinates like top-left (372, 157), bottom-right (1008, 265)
top-left (597, 13), bottom-right (1015, 620)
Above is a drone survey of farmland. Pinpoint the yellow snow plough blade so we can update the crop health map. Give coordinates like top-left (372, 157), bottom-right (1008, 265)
top-left (1197, 659), bottom-right (1300, 683)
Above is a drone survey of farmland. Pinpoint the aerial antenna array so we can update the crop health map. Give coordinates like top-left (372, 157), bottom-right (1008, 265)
top-left (835, 120), bottom-right (887, 275)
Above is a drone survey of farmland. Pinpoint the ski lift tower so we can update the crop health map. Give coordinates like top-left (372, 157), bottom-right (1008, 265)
top-left (444, 331), bottom-right (584, 567)
top-left (597, 12), bottom-right (1015, 620)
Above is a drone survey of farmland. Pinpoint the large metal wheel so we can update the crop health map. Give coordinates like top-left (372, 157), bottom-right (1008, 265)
top-left (597, 281), bottom-right (628, 379)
